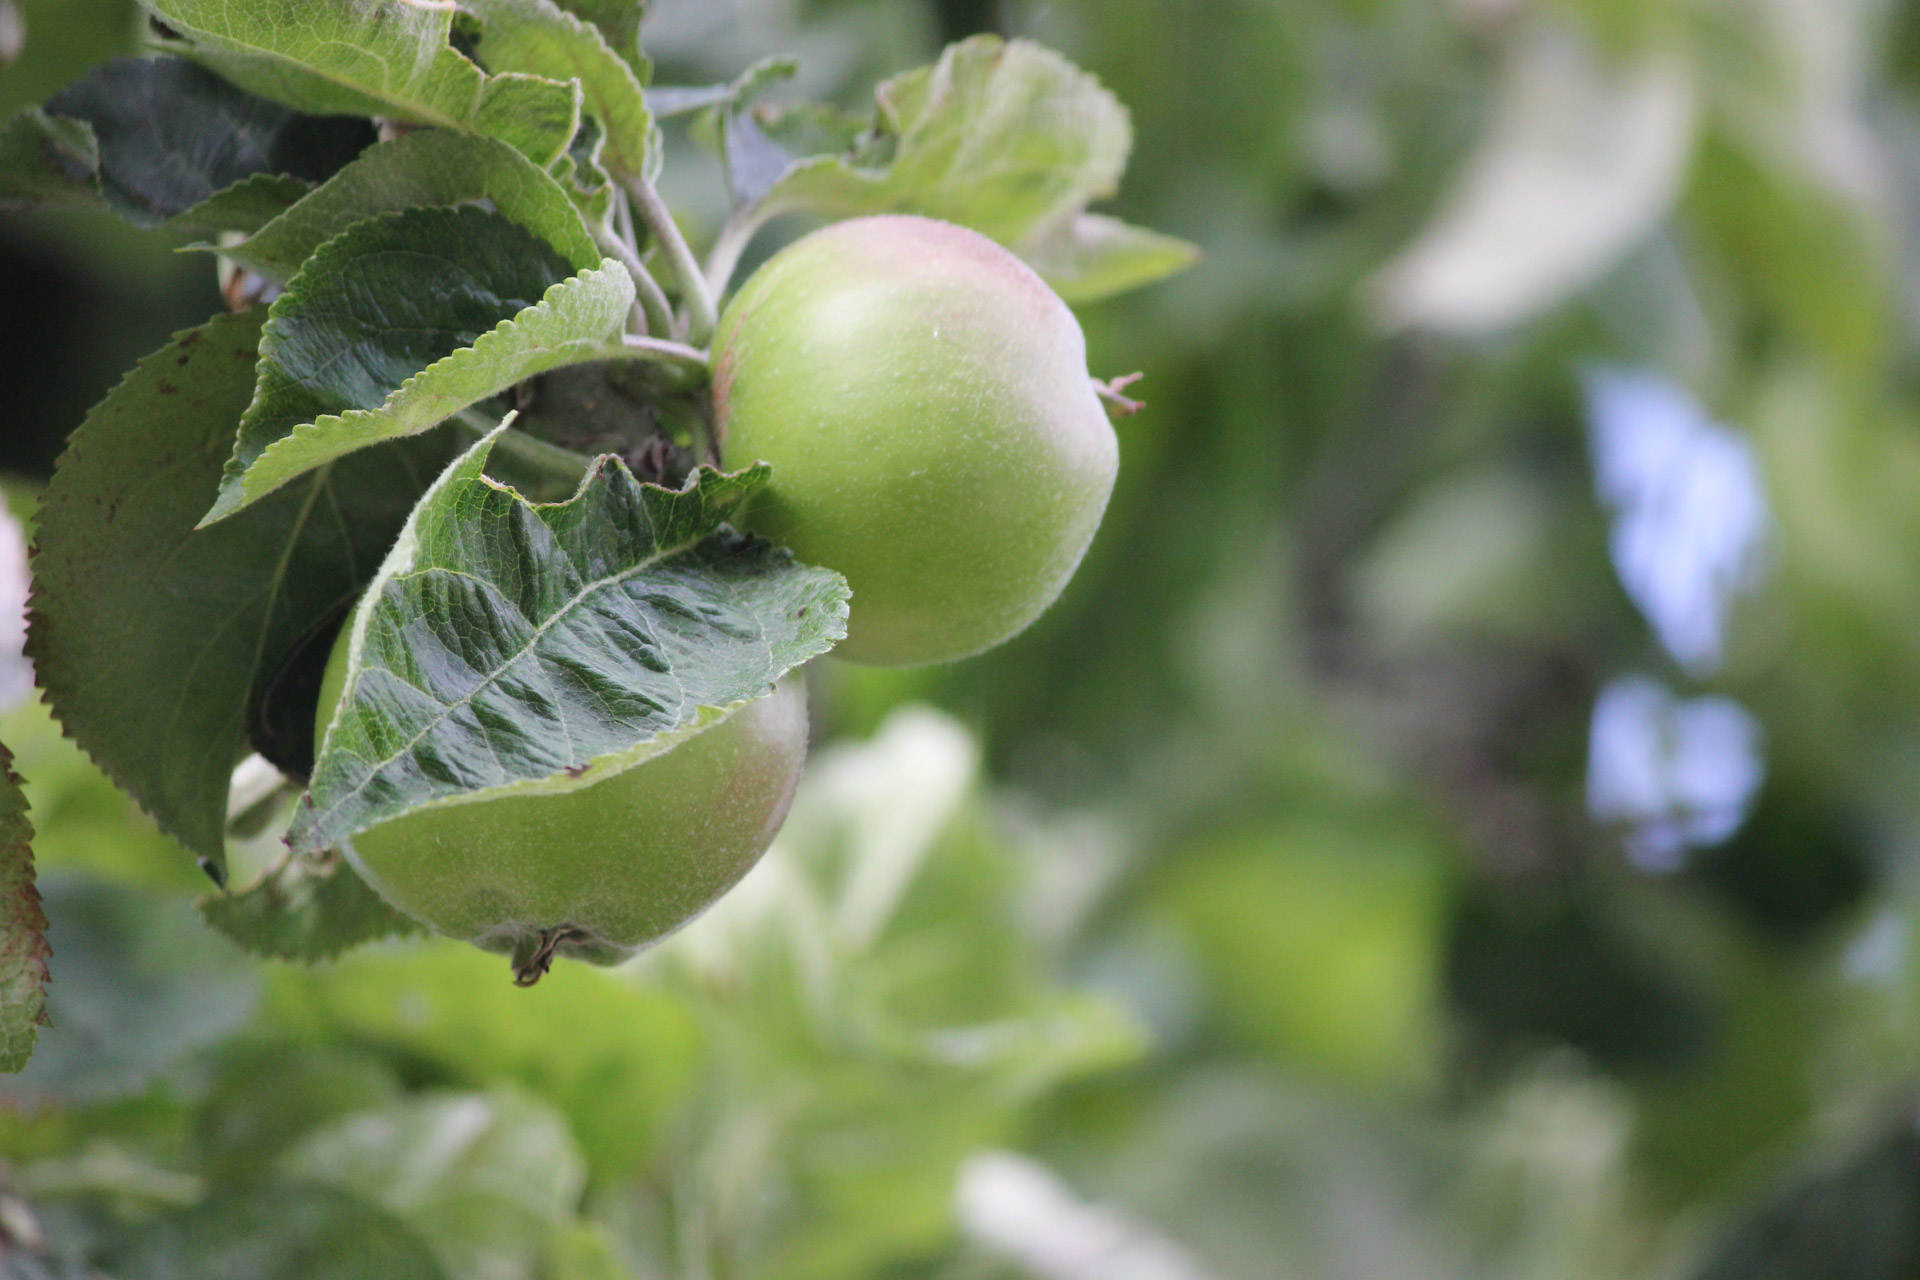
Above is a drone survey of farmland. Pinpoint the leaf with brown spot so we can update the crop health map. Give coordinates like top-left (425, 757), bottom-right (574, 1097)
top-left (0, 741), bottom-right (49, 1074)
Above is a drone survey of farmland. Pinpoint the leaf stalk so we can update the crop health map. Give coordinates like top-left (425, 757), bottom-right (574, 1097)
top-left (623, 176), bottom-right (719, 345)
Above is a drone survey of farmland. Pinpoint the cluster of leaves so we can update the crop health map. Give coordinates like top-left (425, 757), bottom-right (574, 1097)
top-left (0, 0), bottom-right (1193, 1089)
top-left (0, 698), bottom-right (1133, 1280)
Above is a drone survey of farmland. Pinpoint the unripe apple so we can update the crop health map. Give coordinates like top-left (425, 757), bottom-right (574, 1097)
top-left (315, 628), bottom-right (808, 982)
top-left (711, 215), bottom-right (1119, 666)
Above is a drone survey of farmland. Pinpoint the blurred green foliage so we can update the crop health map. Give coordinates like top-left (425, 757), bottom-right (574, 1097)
top-left (7, 0), bottom-right (1920, 1277)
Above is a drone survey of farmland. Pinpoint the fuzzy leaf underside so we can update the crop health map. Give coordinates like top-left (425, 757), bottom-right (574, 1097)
top-left (209, 205), bottom-right (624, 523)
top-left (0, 745), bottom-right (48, 1074)
top-left (757, 36), bottom-right (1130, 243)
top-left (464, 0), bottom-right (654, 178)
top-left (201, 853), bottom-right (425, 962)
top-left (1018, 211), bottom-right (1201, 304)
top-left (547, 0), bottom-right (646, 76)
top-left (143, 0), bottom-right (581, 169)
top-left (221, 129), bottom-right (603, 282)
top-left (26, 311), bottom-right (457, 879)
top-left (292, 431), bottom-right (848, 855)
top-left (740, 36), bottom-right (1196, 299)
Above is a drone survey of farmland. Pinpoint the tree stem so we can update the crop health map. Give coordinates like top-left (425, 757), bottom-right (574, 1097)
top-left (624, 176), bottom-right (718, 345)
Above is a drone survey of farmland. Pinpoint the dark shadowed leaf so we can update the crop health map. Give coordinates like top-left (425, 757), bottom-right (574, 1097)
top-left (0, 741), bottom-right (48, 1073)
top-left (37, 56), bottom-right (371, 227)
top-left (0, 876), bottom-right (257, 1103)
top-left (1693, 1128), bottom-right (1920, 1280)
top-left (292, 429), bottom-right (846, 855)
top-left (27, 311), bottom-right (457, 880)
top-left (98, 1180), bottom-right (447, 1280)
top-left (200, 852), bottom-right (425, 963)
top-left (207, 206), bottom-right (630, 521)
top-left (0, 108), bottom-right (99, 210)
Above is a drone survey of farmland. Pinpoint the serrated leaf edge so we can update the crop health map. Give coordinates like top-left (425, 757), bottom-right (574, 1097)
top-left (23, 312), bottom-right (270, 876)
top-left (292, 429), bottom-right (831, 854)
top-left (204, 254), bottom-right (633, 526)
top-left (0, 745), bottom-right (50, 1074)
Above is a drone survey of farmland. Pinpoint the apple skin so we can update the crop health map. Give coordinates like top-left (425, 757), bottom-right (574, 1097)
top-left (315, 628), bottom-right (808, 975)
top-left (711, 214), bottom-right (1119, 667)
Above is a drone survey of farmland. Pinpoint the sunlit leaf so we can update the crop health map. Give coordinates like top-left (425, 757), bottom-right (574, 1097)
top-left (755, 36), bottom-right (1131, 245)
top-left (269, 939), bottom-right (702, 1181)
top-left (1369, 25), bottom-right (1695, 334)
top-left (145, 0), bottom-right (581, 168)
top-left (1018, 212), bottom-right (1199, 304)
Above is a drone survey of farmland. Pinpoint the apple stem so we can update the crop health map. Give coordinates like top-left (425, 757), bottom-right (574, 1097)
top-left (512, 926), bottom-right (583, 986)
top-left (1094, 372), bottom-right (1146, 418)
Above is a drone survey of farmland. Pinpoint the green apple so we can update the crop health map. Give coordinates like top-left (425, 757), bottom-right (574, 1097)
top-left (711, 214), bottom-right (1119, 666)
top-left (315, 627), bottom-right (809, 983)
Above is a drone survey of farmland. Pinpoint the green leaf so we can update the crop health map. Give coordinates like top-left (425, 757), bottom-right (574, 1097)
top-left (220, 129), bottom-right (602, 282)
top-left (282, 1088), bottom-right (586, 1280)
top-left (0, 108), bottom-right (100, 210)
top-left (98, 1180), bottom-right (448, 1280)
top-left (200, 852), bottom-right (425, 963)
top-left (197, 1042), bottom-right (404, 1185)
top-left (144, 0), bottom-right (582, 168)
top-left (291, 429), bottom-right (847, 856)
top-left (463, 0), bottom-right (653, 179)
top-left (0, 876), bottom-right (258, 1103)
top-left (207, 205), bottom-right (630, 521)
top-left (545, 0), bottom-right (645, 77)
top-left (0, 742), bottom-right (49, 1074)
top-left (33, 55), bottom-right (372, 228)
top-left (756, 36), bottom-right (1130, 245)
top-left (542, 1221), bottom-right (636, 1280)
top-left (26, 311), bottom-right (458, 880)
top-left (268, 940), bottom-right (702, 1182)
top-left (1018, 211), bottom-right (1200, 304)
top-left (0, 105), bottom-right (317, 231)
